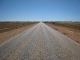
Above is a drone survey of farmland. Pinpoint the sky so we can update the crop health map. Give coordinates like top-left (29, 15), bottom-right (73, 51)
top-left (0, 0), bottom-right (80, 21)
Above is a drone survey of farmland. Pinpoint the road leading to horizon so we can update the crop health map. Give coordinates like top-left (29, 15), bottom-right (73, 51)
top-left (0, 22), bottom-right (80, 60)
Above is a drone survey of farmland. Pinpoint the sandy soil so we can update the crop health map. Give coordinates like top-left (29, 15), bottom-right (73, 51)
top-left (46, 23), bottom-right (80, 44)
top-left (0, 24), bottom-right (36, 45)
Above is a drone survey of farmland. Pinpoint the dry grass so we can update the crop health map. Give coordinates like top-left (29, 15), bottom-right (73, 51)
top-left (46, 22), bottom-right (80, 32)
top-left (0, 22), bottom-right (38, 45)
top-left (44, 22), bottom-right (80, 44)
top-left (0, 22), bottom-right (38, 33)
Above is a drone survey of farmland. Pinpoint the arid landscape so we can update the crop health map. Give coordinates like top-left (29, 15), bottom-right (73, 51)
top-left (0, 22), bottom-right (38, 33)
top-left (0, 0), bottom-right (80, 60)
top-left (44, 22), bottom-right (80, 44)
top-left (0, 22), bottom-right (38, 45)
top-left (0, 22), bottom-right (80, 60)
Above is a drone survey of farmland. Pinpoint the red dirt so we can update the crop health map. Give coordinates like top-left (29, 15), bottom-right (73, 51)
top-left (0, 24), bottom-right (36, 45)
top-left (46, 23), bottom-right (80, 44)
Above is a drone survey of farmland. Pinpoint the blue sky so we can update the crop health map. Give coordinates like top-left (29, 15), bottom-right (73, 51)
top-left (0, 0), bottom-right (80, 21)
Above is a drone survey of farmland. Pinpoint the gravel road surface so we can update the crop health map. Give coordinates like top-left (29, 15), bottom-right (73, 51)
top-left (0, 22), bottom-right (80, 60)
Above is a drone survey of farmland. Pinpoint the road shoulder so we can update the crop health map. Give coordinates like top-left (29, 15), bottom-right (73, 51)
top-left (0, 24), bottom-right (36, 45)
top-left (45, 23), bottom-right (80, 44)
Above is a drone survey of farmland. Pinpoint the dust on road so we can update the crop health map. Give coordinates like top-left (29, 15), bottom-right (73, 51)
top-left (0, 23), bottom-right (80, 60)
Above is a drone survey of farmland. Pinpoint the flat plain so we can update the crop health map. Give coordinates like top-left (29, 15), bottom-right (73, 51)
top-left (0, 22), bottom-right (38, 44)
top-left (44, 22), bottom-right (80, 43)
top-left (0, 22), bottom-right (80, 60)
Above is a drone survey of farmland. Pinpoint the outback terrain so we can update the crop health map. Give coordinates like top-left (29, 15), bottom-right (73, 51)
top-left (44, 22), bottom-right (80, 44)
top-left (0, 22), bottom-right (80, 60)
top-left (0, 22), bottom-right (38, 45)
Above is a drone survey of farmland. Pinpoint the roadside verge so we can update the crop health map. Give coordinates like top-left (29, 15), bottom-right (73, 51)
top-left (45, 23), bottom-right (80, 44)
top-left (0, 23), bottom-right (37, 45)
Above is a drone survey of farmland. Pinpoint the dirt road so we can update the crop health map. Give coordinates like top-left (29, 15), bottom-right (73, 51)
top-left (0, 22), bottom-right (80, 60)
